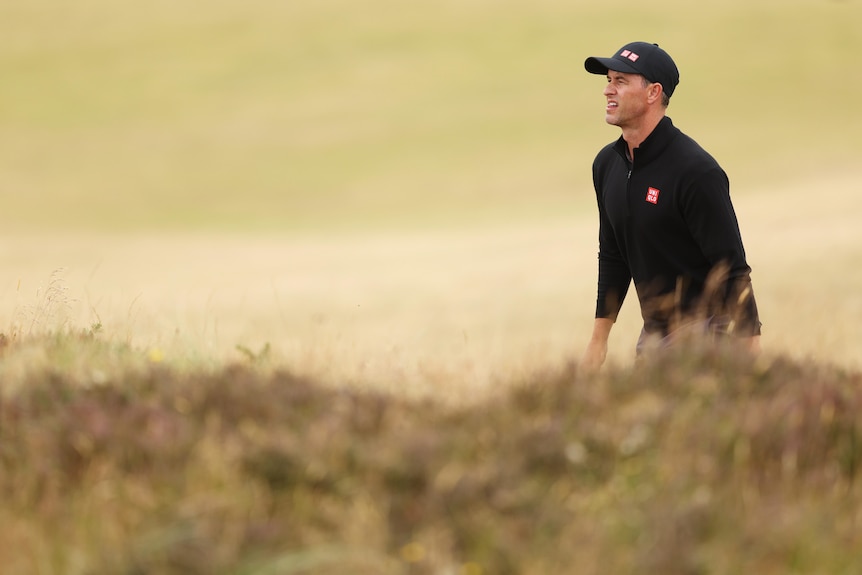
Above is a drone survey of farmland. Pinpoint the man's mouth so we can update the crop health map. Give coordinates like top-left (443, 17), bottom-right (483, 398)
top-left (607, 101), bottom-right (618, 110)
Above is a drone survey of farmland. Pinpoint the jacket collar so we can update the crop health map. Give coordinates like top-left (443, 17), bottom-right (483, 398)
top-left (613, 116), bottom-right (679, 167)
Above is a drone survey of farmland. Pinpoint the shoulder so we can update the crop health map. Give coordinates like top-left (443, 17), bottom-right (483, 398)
top-left (671, 134), bottom-right (730, 207)
top-left (593, 139), bottom-right (623, 173)
top-left (668, 128), bottom-right (723, 173)
top-left (593, 140), bottom-right (618, 163)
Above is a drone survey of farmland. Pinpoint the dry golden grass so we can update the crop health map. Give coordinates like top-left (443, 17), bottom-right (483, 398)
top-left (2, 173), bottom-right (860, 398)
top-left (2, 0), bottom-right (861, 385)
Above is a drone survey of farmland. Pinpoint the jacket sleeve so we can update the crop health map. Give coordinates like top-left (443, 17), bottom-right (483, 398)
top-left (593, 160), bottom-right (632, 322)
top-left (679, 168), bottom-right (762, 335)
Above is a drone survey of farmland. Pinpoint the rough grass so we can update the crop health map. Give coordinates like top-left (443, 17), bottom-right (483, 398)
top-left (2, 331), bottom-right (861, 574)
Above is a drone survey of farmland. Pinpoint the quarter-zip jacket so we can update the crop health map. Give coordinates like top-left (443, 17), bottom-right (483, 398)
top-left (592, 116), bottom-right (761, 336)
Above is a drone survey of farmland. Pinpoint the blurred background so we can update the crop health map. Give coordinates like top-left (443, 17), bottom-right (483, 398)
top-left (1, 0), bottom-right (860, 377)
top-left (2, 0), bottom-right (859, 232)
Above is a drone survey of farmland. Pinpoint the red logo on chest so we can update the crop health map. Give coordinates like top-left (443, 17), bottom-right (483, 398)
top-left (646, 187), bottom-right (660, 204)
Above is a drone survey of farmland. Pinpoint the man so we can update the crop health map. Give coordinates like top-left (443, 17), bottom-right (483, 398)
top-left (580, 41), bottom-right (761, 370)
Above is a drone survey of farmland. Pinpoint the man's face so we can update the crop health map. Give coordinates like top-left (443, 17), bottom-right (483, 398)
top-left (603, 70), bottom-right (650, 129)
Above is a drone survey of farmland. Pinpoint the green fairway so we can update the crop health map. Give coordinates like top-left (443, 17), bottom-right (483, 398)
top-left (2, 0), bottom-right (859, 232)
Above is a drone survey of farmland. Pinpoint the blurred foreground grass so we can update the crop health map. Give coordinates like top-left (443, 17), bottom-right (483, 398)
top-left (1, 330), bottom-right (861, 574)
top-left (1, 0), bottom-right (860, 232)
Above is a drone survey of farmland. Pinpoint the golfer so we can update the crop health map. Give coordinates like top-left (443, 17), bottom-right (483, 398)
top-left (580, 42), bottom-right (761, 370)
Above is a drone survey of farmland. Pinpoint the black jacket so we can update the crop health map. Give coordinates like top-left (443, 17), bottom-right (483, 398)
top-left (592, 116), bottom-right (761, 336)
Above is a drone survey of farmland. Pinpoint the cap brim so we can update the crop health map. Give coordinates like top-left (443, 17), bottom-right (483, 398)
top-left (584, 56), bottom-right (640, 76)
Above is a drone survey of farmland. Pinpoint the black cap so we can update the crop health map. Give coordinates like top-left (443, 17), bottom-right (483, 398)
top-left (584, 41), bottom-right (680, 98)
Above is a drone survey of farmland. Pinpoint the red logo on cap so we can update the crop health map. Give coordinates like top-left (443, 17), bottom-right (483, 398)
top-left (621, 50), bottom-right (631, 57)
top-left (646, 187), bottom-right (660, 204)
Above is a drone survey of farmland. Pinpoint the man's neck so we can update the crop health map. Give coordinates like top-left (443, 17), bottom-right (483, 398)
top-left (621, 112), bottom-right (665, 160)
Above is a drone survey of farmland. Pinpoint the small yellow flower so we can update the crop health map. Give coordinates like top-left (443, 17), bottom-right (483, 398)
top-left (400, 542), bottom-right (426, 563)
top-left (148, 348), bottom-right (164, 363)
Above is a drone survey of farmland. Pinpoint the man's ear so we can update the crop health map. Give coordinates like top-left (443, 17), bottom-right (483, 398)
top-left (648, 82), bottom-right (664, 104)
